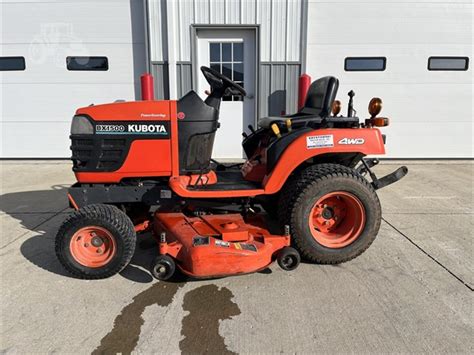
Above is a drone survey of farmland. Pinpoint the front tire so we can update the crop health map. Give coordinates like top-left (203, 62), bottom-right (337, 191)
top-left (280, 164), bottom-right (381, 264)
top-left (55, 204), bottom-right (136, 279)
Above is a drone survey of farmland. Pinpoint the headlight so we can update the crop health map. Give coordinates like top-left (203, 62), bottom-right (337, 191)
top-left (71, 115), bottom-right (94, 135)
top-left (368, 97), bottom-right (382, 117)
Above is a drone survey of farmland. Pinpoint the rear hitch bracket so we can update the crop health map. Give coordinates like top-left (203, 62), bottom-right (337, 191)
top-left (358, 158), bottom-right (408, 190)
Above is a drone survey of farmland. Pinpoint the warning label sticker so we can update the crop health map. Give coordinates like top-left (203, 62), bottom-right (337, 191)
top-left (306, 135), bottom-right (334, 149)
top-left (215, 240), bottom-right (230, 248)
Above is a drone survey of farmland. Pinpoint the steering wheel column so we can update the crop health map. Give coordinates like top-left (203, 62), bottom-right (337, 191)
top-left (201, 66), bottom-right (247, 111)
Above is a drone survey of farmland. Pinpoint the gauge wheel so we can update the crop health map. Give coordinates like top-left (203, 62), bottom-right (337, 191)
top-left (150, 255), bottom-right (176, 281)
top-left (55, 204), bottom-right (136, 279)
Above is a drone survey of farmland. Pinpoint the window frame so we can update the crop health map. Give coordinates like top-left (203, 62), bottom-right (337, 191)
top-left (427, 56), bottom-right (469, 71)
top-left (209, 41), bottom-right (244, 101)
top-left (66, 56), bottom-right (109, 71)
top-left (344, 57), bottom-right (387, 72)
top-left (0, 56), bottom-right (26, 71)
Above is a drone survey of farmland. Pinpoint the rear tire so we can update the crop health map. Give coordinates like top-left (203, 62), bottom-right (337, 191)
top-left (280, 164), bottom-right (381, 264)
top-left (55, 204), bottom-right (136, 279)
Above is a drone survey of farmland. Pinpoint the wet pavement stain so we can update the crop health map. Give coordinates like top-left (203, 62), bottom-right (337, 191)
top-left (92, 282), bottom-right (184, 355)
top-left (180, 284), bottom-right (241, 355)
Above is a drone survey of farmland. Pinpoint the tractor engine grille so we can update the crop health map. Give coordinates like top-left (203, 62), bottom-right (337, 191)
top-left (71, 135), bottom-right (128, 172)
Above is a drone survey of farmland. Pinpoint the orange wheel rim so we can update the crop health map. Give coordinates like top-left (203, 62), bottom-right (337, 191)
top-left (70, 226), bottom-right (116, 268)
top-left (309, 191), bottom-right (366, 248)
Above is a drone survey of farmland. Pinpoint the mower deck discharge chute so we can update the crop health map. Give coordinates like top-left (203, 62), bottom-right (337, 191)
top-left (56, 66), bottom-right (407, 280)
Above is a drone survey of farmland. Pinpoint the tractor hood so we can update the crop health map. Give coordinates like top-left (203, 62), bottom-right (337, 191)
top-left (76, 100), bottom-right (174, 122)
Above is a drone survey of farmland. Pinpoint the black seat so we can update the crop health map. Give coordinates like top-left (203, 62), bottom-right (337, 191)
top-left (259, 76), bottom-right (339, 129)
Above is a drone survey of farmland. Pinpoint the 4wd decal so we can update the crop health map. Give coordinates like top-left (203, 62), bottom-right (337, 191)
top-left (338, 137), bottom-right (365, 145)
top-left (94, 120), bottom-right (170, 138)
top-left (306, 134), bottom-right (334, 149)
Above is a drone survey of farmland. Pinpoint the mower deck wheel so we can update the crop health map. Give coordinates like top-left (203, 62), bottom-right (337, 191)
top-left (150, 255), bottom-right (176, 281)
top-left (276, 247), bottom-right (301, 271)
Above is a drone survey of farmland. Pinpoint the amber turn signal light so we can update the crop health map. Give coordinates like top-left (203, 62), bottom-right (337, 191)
top-left (368, 97), bottom-right (382, 117)
top-left (332, 100), bottom-right (341, 116)
top-left (373, 117), bottom-right (390, 127)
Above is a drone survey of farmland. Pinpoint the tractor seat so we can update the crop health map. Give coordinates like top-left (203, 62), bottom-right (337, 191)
top-left (258, 76), bottom-right (339, 129)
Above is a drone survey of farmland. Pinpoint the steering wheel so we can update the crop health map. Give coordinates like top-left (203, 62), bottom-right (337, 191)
top-left (200, 66), bottom-right (247, 97)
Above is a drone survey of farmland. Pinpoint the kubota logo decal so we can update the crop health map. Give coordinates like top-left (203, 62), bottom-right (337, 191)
top-left (338, 137), bottom-right (365, 145)
top-left (95, 121), bottom-right (169, 136)
top-left (128, 124), bottom-right (167, 133)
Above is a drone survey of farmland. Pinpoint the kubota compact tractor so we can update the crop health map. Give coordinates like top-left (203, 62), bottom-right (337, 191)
top-left (56, 66), bottom-right (407, 280)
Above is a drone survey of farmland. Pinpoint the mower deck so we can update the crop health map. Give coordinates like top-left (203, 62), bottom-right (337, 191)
top-left (153, 212), bottom-right (295, 279)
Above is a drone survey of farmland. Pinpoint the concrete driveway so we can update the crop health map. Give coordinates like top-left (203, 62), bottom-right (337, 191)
top-left (0, 160), bottom-right (472, 354)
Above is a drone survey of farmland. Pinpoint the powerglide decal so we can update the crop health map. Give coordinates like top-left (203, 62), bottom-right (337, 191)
top-left (94, 121), bottom-right (170, 138)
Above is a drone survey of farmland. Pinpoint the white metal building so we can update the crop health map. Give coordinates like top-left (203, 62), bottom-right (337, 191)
top-left (1, 0), bottom-right (472, 158)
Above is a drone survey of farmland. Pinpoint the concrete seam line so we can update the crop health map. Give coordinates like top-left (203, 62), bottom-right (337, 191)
top-left (0, 208), bottom-right (69, 250)
top-left (382, 217), bottom-right (473, 292)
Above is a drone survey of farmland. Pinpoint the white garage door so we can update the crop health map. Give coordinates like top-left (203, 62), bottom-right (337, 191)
top-left (1, 0), bottom-right (146, 157)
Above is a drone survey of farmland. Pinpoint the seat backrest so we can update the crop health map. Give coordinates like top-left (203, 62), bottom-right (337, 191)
top-left (300, 76), bottom-right (339, 117)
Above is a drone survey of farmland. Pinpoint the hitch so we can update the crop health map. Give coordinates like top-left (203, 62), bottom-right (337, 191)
top-left (358, 158), bottom-right (408, 190)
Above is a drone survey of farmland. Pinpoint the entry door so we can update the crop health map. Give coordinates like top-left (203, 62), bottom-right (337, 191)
top-left (196, 29), bottom-right (256, 159)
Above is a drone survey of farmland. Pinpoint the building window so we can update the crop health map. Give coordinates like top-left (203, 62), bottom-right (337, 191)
top-left (66, 56), bottom-right (109, 71)
top-left (428, 57), bottom-right (469, 71)
top-left (345, 57), bottom-right (386, 71)
top-left (0, 56), bottom-right (26, 71)
top-left (209, 42), bottom-right (244, 101)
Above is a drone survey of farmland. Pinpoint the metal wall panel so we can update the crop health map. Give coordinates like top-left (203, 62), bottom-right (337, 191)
top-left (285, 64), bottom-right (300, 113)
top-left (257, 0), bottom-right (272, 62)
top-left (147, 0), bottom-right (306, 118)
top-left (271, 0), bottom-right (287, 61)
top-left (149, 0), bottom-right (305, 62)
top-left (148, 0), bottom-right (164, 61)
top-left (286, 0), bottom-right (302, 62)
top-left (210, 0), bottom-right (225, 23)
top-left (178, 1), bottom-right (194, 62)
top-left (241, 0), bottom-right (257, 24)
top-left (194, 0), bottom-right (211, 24)
top-left (226, 0), bottom-right (241, 24)
top-left (176, 63), bottom-right (193, 98)
top-left (259, 63), bottom-right (301, 118)
top-left (259, 65), bottom-right (271, 117)
top-left (151, 62), bottom-right (170, 99)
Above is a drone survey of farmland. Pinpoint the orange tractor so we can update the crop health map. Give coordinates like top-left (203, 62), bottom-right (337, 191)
top-left (56, 67), bottom-right (407, 280)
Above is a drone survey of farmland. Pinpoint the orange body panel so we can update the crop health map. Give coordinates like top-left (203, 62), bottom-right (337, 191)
top-left (262, 128), bottom-right (385, 194)
top-left (74, 100), bottom-right (175, 183)
top-left (154, 212), bottom-right (290, 278)
top-left (169, 127), bottom-right (385, 198)
top-left (74, 101), bottom-right (385, 194)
